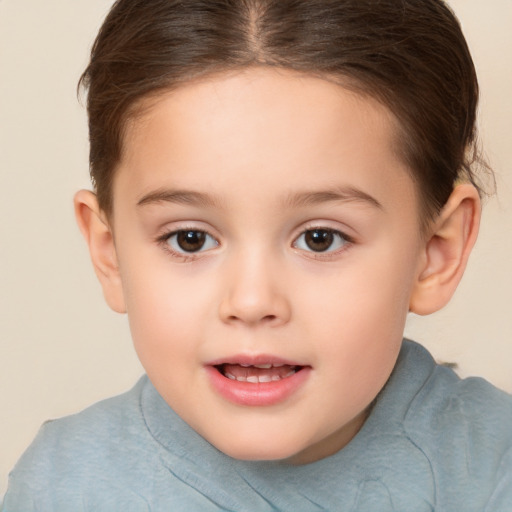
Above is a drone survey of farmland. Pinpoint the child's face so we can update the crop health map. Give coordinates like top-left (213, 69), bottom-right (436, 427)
top-left (109, 68), bottom-right (425, 464)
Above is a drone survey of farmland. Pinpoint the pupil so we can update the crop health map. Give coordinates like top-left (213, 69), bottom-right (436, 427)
top-left (305, 229), bottom-right (333, 252)
top-left (177, 231), bottom-right (206, 252)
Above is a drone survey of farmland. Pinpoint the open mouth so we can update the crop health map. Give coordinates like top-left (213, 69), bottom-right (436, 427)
top-left (214, 363), bottom-right (304, 383)
top-left (207, 359), bottom-right (311, 406)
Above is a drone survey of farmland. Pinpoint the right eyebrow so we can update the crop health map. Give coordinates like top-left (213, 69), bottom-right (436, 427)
top-left (136, 188), bottom-right (220, 208)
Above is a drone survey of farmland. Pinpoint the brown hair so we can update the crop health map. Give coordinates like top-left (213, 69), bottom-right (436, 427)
top-left (79, 0), bottom-right (490, 223)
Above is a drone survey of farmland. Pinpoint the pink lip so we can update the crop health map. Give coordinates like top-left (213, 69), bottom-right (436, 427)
top-left (206, 354), bottom-right (303, 367)
top-left (205, 355), bottom-right (311, 407)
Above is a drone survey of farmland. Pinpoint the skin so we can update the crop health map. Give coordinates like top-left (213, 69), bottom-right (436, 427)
top-left (75, 68), bottom-right (480, 464)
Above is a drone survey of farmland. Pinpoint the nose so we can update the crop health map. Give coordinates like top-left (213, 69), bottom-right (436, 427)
top-left (218, 250), bottom-right (292, 327)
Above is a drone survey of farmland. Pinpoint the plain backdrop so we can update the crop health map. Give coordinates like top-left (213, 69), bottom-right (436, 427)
top-left (0, 0), bottom-right (511, 498)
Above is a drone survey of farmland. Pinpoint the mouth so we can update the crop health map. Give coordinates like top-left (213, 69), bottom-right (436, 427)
top-left (214, 362), bottom-right (304, 383)
top-left (206, 357), bottom-right (311, 406)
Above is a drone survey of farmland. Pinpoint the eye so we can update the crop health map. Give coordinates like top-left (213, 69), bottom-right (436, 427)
top-left (166, 230), bottom-right (218, 254)
top-left (293, 228), bottom-right (349, 253)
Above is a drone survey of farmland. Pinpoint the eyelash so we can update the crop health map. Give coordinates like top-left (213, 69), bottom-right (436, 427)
top-left (155, 225), bottom-right (354, 262)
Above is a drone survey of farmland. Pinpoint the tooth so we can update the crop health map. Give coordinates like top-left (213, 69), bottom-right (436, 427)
top-left (236, 375), bottom-right (247, 382)
top-left (240, 364), bottom-right (251, 368)
top-left (283, 370), bottom-right (296, 378)
top-left (225, 372), bottom-right (236, 380)
top-left (258, 375), bottom-right (272, 383)
top-left (271, 375), bottom-right (281, 381)
top-left (247, 376), bottom-right (259, 383)
top-left (254, 364), bottom-right (272, 369)
top-left (272, 363), bottom-right (284, 368)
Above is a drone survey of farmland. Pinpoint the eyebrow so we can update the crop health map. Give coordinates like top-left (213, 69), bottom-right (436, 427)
top-left (137, 189), bottom-right (220, 208)
top-left (136, 185), bottom-right (383, 210)
top-left (284, 187), bottom-right (383, 210)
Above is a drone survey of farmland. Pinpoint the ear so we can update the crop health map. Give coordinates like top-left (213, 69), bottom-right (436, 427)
top-left (409, 184), bottom-right (481, 316)
top-left (74, 190), bottom-right (126, 313)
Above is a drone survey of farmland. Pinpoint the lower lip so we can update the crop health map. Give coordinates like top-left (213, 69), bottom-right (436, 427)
top-left (205, 366), bottom-right (311, 406)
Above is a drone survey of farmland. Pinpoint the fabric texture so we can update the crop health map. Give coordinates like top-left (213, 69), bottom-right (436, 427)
top-left (3, 340), bottom-right (512, 511)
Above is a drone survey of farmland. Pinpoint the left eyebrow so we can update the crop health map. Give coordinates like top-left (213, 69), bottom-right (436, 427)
top-left (283, 186), bottom-right (384, 210)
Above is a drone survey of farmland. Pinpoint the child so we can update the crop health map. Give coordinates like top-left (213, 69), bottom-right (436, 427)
top-left (3, 0), bottom-right (512, 510)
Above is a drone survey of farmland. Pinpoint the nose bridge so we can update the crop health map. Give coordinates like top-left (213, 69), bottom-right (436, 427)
top-left (219, 244), bottom-right (291, 326)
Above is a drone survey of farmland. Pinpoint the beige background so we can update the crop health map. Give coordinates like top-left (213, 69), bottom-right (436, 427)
top-left (0, 0), bottom-right (511, 498)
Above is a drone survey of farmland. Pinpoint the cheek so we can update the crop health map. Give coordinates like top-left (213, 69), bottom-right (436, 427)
top-left (304, 251), bottom-right (413, 323)
top-left (119, 256), bottom-right (213, 368)
top-left (300, 247), bottom-right (417, 378)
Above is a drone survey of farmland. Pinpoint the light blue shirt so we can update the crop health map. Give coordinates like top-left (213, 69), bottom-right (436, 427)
top-left (3, 340), bottom-right (512, 511)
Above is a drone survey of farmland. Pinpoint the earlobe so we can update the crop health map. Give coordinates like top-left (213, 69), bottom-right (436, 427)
top-left (409, 184), bottom-right (481, 316)
top-left (74, 190), bottom-right (127, 314)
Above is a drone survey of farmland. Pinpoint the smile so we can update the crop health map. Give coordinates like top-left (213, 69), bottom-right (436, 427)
top-left (206, 358), bottom-right (311, 406)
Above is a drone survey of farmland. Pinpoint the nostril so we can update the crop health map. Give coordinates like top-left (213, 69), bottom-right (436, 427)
top-left (225, 313), bottom-right (277, 324)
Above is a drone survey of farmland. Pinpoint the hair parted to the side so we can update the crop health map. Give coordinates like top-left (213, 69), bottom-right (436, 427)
top-left (79, 0), bottom-right (492, 224)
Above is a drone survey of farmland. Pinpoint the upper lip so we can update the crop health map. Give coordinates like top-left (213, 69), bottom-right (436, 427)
top-left (206, 354), bottom-right (307, 367)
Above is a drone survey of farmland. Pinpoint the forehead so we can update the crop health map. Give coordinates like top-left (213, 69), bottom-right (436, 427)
top-left (115, 68), bottom-right (417, 216)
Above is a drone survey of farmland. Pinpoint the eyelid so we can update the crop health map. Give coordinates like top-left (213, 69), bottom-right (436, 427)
top-left (293, 221), bottom-right (356, 242)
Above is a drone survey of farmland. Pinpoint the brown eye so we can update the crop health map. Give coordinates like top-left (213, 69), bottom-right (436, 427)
top-left (177, 230), bottom-right (206, 252)
top-left (166, 230), bottom-right (218, 254)
top-left (294, 228), bottom-right (348, 253)
top-left (304, 229), bottom-right (334, 252)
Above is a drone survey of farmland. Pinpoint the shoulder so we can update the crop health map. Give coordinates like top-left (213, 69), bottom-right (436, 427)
top-left (398, 341), bottom-right (512, 508)
top-left (402, 341), bottom-right (512, 448)
top-left (3, 376), bottom-right (158, 510)
top-left (27, 375), bottom-right (150, 458)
